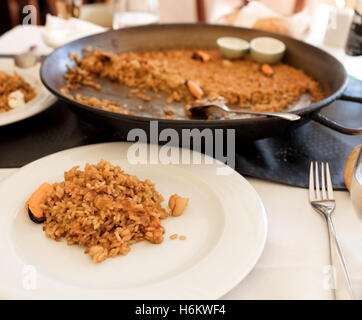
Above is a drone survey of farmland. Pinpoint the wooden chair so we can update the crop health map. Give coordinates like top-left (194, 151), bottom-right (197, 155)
top-left (196, 0), bottom-right (206, 22)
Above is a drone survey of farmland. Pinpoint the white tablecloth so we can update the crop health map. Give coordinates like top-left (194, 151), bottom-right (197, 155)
top-left (0, 25), bottom-right (361, 300)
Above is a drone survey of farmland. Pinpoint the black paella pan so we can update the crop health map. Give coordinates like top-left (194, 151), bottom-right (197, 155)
top-left (40, 24), bottom-right (362, 142)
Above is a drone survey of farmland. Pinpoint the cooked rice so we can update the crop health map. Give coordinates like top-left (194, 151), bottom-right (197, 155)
top-left (62, 48), bottom-right (325, 115)
top-left (0, 71), bottom-right (36, 113)
top-left (40, 160), bottom-right (188, 263)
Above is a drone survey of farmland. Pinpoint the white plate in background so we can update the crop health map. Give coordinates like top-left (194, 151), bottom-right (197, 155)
top-left (0, 58), bottom-right (56, 127)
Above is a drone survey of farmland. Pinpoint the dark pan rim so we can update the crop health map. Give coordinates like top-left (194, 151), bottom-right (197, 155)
top-left (40, 23), bottom-right (348, 125)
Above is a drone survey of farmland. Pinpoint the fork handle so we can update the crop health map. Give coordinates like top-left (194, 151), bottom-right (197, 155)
top-left (327, 216), bottom-right (355, 300)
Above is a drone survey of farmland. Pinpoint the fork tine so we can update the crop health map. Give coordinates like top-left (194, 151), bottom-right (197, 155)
top-left (326, 162), bottom-right (334, 200)
top-left (321, 162), bottom-right (327, 200)
top-left (315, 161), bottom-right (321, 200)
top-left (309, 162), bottom-right (315, 201)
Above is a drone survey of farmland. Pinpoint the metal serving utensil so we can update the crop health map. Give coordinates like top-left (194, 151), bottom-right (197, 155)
top-left (190, 98), bottom-right (301, 121)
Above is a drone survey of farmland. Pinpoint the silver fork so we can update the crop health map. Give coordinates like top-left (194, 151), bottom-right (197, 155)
top-left (309, 162), bottom-right (355, 300)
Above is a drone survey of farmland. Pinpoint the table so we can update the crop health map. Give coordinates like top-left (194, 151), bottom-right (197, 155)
top-left (0, 25), bottom-right (361, 300)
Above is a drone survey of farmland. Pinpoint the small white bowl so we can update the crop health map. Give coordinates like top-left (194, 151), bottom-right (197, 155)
top-left (216, 37), bottom-right (250, 59)
top-left (250, 37), bottom-right (286, 64)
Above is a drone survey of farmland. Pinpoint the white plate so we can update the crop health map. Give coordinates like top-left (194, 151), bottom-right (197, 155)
top-left (0, 142), bottom-right (267, 299)
top-left (0, 58), bottom-right (56, 127)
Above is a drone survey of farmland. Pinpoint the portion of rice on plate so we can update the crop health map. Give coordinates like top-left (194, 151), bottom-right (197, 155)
top-left (25, 160), bottom-right (189, 263)
top-left (0, 71), bottom-right (36, 113)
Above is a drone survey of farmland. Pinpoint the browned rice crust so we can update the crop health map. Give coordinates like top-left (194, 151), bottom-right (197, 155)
top-left (62, 48), bottom-right (325, 115)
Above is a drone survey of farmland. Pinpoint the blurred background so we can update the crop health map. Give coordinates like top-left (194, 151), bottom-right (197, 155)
top-left (0, 1), bottom-right (356, 32)
top-left (0, 0), bottom-right (360, 56)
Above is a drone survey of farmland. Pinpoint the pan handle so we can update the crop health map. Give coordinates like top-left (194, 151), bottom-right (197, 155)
top-left (309, 75), bottom-right (362, 135)
top-left (309, 110), bottom-right (362, 135)
top-left (338, 75), bottom-right (362, 103)
top-left (339, 94), bottom-right (362, 103)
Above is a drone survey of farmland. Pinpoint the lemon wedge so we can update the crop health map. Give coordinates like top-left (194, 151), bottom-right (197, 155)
top-left (216, 37), bottom-right (250, 59)
top-left (250, 37), bottom-right (286, 64)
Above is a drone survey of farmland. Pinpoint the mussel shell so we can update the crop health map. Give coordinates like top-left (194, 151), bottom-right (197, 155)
top-left (28, 208), bottom-right (45, 224)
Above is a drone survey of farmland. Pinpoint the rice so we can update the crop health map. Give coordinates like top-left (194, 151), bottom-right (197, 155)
top-left (0, 71), bottom-right (36, 113)
top-left (62, 48), bottom-right (325, 116)
top-left (40, 160), bottom-right (188, 263)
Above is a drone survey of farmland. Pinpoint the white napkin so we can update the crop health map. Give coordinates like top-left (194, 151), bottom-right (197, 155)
top-left (42, 14), bottom-right (107, 49)
top-left (230, 1), bottom-right (310, 39)
top-left (0, 25), bottom-right (53, 55)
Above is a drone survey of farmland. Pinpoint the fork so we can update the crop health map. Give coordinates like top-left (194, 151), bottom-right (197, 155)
top-left (309, 162), bottom-right (355, 300)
